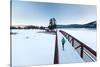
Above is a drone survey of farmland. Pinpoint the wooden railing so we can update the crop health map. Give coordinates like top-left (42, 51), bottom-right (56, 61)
top-left (59, 30), bottom-right (97, 62)
top-left (54, 30), bottom-right (59, 64)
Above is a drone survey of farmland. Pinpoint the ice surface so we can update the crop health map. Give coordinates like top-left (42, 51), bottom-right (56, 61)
top-left (57, 30), bottom-right (83, 64)
top-left (12, 30), bottom-right (55, 66)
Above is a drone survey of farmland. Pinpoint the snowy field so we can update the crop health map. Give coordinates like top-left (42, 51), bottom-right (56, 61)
top-left (57, 31), bottom-right (83, 64)
top-left (59, 28), bottom-right (96, 51)
top-left (11, 30), bottom-right (55, 66)
top-left (11, 28), bottom-right (96, 66)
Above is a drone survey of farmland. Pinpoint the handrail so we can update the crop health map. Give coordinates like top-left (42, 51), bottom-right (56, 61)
top-left (59, 30), bottom-right (97, 62)
top-left (54, 30), bottom-right (59, 64)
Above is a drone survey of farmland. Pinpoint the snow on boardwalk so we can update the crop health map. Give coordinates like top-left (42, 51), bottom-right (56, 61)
top-left (57, 31), bottom-right (83, 64)
top-left (12, 30), bottom-right (55, 66)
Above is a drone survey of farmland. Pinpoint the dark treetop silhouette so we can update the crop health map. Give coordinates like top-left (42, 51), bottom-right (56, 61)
top-left (48, 18), bottom-right (57, 30)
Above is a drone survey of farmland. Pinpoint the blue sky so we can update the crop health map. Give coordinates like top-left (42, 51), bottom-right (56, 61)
top-left (12, 1), bottom-right (97, 26)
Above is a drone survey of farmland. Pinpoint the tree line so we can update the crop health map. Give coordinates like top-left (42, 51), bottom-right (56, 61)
top-left (11, 18), bottom-right (57, 30)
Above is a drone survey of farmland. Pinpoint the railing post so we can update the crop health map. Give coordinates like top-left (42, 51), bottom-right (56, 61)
top-left (72, 38), bottom-right (74, 47)
top-left (68, 35), bottom-right (69, 41)
top-left (80, 45), bottom-right (83, 58)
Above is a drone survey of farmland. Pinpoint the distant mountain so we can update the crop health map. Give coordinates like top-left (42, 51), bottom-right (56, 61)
top-left (83, 21), bottom-right (96, 28)
top-left (56, 21), bottom-right (96, 28)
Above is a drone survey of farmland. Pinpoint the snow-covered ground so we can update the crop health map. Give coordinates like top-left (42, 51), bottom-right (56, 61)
top-left (11, 29), bottom-right (95, 66)
top-left (12, 30), bottom-right (55, 66)
top-left (59, 28), bottom-right (96, 51)
top-left (57, 31), bottom-right (83, 64)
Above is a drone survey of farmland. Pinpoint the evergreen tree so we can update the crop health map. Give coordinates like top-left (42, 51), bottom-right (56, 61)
top-left (48, 18), bottom-right (56, 30)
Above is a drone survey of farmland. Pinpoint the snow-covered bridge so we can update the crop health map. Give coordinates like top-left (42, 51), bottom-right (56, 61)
top-left (57, 31), bottom-right (83, 64)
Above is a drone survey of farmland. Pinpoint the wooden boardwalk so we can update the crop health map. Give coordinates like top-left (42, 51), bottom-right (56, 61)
top-left (54, 30), bottom-right (96, 64)
top-left (59, 30), bottom-right (96, 62)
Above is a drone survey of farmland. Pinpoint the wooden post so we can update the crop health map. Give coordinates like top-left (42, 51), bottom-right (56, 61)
top-left (80, 45), bottom-right (83, 58)
top-left (68, 35), bottom-right (69, 41)
top-left (72, 38), bottom-right (74, 47)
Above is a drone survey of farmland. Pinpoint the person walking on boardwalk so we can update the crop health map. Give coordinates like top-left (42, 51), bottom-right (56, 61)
top-left (61, 37), bottom-right (66, 51)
